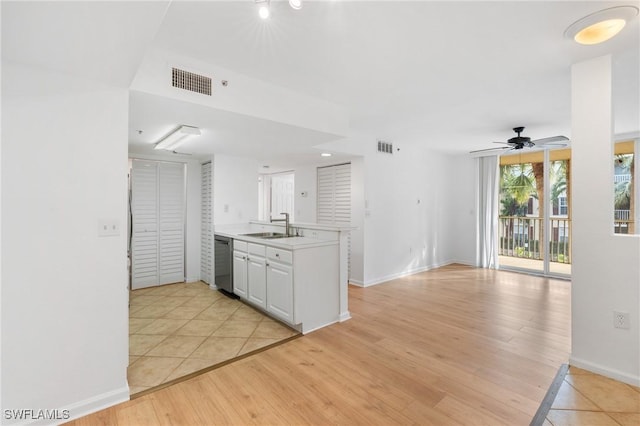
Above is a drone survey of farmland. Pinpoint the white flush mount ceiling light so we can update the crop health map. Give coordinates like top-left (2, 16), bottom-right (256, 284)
top-left (256, 0), bottom-right (270, 19)
top-left (564, 5), bottom-right (638, 45)
top-left (289, 0), bottom-right (303, 10)
top-left (321, 153), bottom-right (332, 157)
top-left (154, 125), bottom-right (201, 150)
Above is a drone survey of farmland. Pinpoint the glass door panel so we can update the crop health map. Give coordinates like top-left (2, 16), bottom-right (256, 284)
top-left (499, 151), bottom-right (545, 273)
top-left (549, 149), bottom-right (571, 275)
top-left (499, 148), bottom-right (572, 276)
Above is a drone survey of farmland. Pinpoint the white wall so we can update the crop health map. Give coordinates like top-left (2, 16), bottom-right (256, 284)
top-left (127, 153), bottom-right (202, 283)
top-left (2, 63), bottom-right (130, 420)
top-left (570, 55), bottom-right (640, 386)
top-left (213, 155), bottom-right (259, 226)
top-left (131, 48), bottom-right (349, 137)
top-left (314, 135), bottom-right (462, 286)
top-left (292, 159), bottom-right (365, 284)
top-left (294, 166), bottom-right (317, 224)
top-left (362, 145), bottom-right (455, 285)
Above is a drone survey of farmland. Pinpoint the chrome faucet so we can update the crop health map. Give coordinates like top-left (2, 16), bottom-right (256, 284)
top-left (270, 212), bottom-right (291, 237)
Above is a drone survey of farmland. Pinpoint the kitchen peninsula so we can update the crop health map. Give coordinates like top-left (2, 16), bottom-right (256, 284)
top-left (214, 221), bottom-right (352, 334)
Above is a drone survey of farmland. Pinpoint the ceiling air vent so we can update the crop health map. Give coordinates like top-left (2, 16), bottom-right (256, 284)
top-left (377, 140), bottom-right (393, 154)
top-left (172, 67), bottom-right (212, 96)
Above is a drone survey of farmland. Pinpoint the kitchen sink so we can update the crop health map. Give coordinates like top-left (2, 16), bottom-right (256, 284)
top-left (240, 232), bottom-right (289, 239)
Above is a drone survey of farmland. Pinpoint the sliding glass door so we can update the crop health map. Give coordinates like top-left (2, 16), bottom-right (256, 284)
top-left (498, 149), bottom-right (571, 277)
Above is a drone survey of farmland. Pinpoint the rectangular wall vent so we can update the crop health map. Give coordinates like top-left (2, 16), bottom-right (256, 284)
top-left (172, 67), bottom-right (212, 96)
top-left (377, 140), bottom-right (393, 154)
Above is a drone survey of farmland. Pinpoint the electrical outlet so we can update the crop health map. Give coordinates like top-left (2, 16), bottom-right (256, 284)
top-left (613, 311), bottom-right (630, 329)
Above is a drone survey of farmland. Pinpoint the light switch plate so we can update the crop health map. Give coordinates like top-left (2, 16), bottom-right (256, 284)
top-left (98, 220), bottom-right (120, 237)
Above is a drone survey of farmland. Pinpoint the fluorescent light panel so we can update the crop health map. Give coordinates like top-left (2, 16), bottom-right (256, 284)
top-left (154, 125), bottom-right (201, 150)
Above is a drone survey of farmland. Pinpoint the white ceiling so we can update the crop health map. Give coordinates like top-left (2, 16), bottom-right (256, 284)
top-left (4, 1), bottom-right (639, 162)
top-left (128, 91), bottom-right (353, 169)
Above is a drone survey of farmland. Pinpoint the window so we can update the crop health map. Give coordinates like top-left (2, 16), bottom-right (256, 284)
top-left (614, 141), bottom-right (636, 234)
top-left (558, 196), bottom-right (568, 216)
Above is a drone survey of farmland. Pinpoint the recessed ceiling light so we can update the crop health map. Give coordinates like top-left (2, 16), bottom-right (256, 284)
top-left (289, 0), bottom-right (302, 10)
top-left (321, 153), bottom-right (332, 157)
top-left (564, 6), bottom-right (638, 45)
top-left (256, 0), bottom-right (270, 19)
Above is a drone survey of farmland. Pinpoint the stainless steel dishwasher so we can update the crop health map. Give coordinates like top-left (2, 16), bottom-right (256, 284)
top-left (214, 234), bottom-right (234, 296)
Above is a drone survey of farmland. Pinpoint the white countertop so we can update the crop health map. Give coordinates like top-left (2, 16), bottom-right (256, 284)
top-left (248, 220), bottom-right (355, 232)
top-left (215, 226), bottom-right (338, 250)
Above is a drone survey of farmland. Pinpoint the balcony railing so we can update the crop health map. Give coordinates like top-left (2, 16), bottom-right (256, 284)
top-left (614, 174), bottom-right (631, 183)
top-left (614, 210), bottom-right (634, 234)
top-left (615, 210), bottom-right (630, 220)
top-left (498, 216), bottom-right (571, 264)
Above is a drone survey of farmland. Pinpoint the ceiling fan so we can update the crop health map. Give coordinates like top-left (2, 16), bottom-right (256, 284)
top-left (470, 127), bottom-right (569, 153)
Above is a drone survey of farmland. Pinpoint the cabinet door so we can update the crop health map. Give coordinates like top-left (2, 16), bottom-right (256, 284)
top-left (247, 255), bottom-right (267, 309)
top-left (233, 250), bottom-right (248, 299)
top-left (267, 261), bottom-right (293, 323)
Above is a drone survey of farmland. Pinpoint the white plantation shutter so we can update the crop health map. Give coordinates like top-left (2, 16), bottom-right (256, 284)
top-left (317, 163), bottom-right (351, 277)
top-left (131, 160), bottom-right (159, 288)
top-left (131, 160), bottom-right (185, 289)
top-left (158, 162), bottom-right (185, 285)
top-left (200, 162), bottom-right (213, 284)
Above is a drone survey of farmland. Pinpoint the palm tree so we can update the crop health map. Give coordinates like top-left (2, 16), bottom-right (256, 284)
top-left (501, 163), bottom-right (536, 208)
top-left (500, 163), bottom-right (537, 256)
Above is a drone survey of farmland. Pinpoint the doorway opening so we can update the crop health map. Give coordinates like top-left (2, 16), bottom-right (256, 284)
top-left (258, 171), bottom-right (295, 222)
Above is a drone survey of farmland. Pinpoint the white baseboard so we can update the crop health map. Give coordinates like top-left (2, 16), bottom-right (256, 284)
top-left (348, 279), bottom-right (364, 287)
top-left (448, 259), bottom-right (476, 267)
top-left (55, 385), bottom-right (130, 425)
top-left (361, 260), bottom-right (456, 287)
top-left (302, 319), bottom-right (339, 335)
top-left (569, 356), bottom-right (640, 387)
top-left (339, 311), bottom-right (352, 322)
top-left (185, 276), bottom-right (201, 283)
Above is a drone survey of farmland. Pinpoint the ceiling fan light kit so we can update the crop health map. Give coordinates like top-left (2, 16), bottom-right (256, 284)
top-left (154, 125), bottom-right (201, 151)
top-left (564, 5), bottom-right (638, 45)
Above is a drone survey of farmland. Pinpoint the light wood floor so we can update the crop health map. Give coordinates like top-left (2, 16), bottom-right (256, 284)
top-left (68, 264), bottom-right (571, 425)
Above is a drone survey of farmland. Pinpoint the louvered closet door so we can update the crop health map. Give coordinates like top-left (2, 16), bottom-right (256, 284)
top-left (317, 163), bottom-right (351, 278)
top-left (131, 160), bottom-right (159, 289)
top-left (200, 162), bottom-right (213, 284)
top-left (131, 160), bottom-right (186, 289)
top-left (158, 162), bottom-right (185, 285)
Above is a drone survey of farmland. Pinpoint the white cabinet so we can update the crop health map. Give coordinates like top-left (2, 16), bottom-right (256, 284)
top-left (234, 242), bottom-right (268, 310)
top-left (232, 250), bottom-right (248, 299)
top-left (229, 235), bottom-right (339, 333)
top-left (266, 260), bottom-right (293, 323)
top-left (247, 255), bottom-right (267, 309)
top-left (233, 241), bottom-right (293, 322)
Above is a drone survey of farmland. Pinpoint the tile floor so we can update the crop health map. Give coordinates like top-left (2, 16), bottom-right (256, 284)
top-left (128, 281), bottom-right (299, 395)
top-left (544, 366), bottom-right (640, 426)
